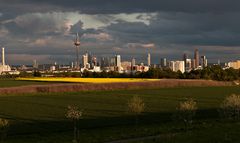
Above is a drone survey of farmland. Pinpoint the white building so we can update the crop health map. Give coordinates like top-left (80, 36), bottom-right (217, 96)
top-left (115, 55), bottom-right (121, 71)
top-left (0, 47), bottom-right (11, 74)
top-left (170, 61), bottom-right (185, 73)
top-left (82, 54), bottom-right (88, 68)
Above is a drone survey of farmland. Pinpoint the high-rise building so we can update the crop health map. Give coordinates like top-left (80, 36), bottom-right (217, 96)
top-left (33, 59), bottom-right (38, 69)
top-left (115, 55), bottom-right (121, 71)
top-left (115, 55), bottom-right (121, 67)
top-left (170, 61), bottom-right (185, 73)
top-left (191, 59), bottom-right (196, 70)
top-left (131, 58), bottom-right (136, 66)
top-left (160, 58), bottom-right (167, 67)
top-left (147, 53), bottom-right (151, 66)
top-left (194, 49), bottom-right (199, 68)
top-left (185, 58), bottom-right (192, 72)
top-left (82, 53), bottom-right (88, 68)
top-left (183, 53), bottom-right (188, 63)
top-left (2, 47), bottom-right (5, 66)
top-left (201, 56), bottom-right (207, 68)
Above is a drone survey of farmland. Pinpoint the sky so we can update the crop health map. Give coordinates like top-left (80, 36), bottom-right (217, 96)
top-left (0, 0), bottom-right (240, 65)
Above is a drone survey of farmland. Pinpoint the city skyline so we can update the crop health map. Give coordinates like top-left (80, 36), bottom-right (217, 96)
top-left (0, 0), bottom-right (240, 64)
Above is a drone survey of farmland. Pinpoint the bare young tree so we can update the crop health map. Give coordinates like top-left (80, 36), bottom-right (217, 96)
top-left (128, 96), bottom-right (145, 127)
top-left (0, 118), bottom-right (9, 142)
top-left (66, 105), bottom-right (83, 143)
top-left (176, 98), bottom-right (197, 131)
top-left (221, 94), bottom-right (240, 120)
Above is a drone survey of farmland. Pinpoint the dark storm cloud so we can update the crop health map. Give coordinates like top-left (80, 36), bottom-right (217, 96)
top-left (1, 0), bottom-right (240, 64)
top-left (1, 0), bottom-right (240, 14)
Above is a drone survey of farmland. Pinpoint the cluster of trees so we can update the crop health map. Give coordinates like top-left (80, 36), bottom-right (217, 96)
top-left (2, 65), bottom-right (239, 81)
top-left (79, 65), bottom-right (240, 81)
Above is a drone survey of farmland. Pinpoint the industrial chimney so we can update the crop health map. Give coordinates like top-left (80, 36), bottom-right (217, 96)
top-left (2, 47), bottom-right (5, 66)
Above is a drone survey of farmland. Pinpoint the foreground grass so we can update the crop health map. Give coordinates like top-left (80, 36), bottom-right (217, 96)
top-left (0, 86), bottom-right (240, 142)
top-left (17, 77), bottom-right (160, 83)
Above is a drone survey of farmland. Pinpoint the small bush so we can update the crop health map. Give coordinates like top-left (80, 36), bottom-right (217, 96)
top-left (220, 94), bottom-right (240, 120)
top-left (176, 98), bottom-right (197, 130)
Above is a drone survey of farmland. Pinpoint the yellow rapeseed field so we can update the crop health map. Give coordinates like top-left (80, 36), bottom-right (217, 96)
top-left (17, 77), bottom-right (160, 83)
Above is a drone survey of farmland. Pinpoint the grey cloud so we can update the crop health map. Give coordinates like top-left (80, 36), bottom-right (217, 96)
top-left (1, 0), bottom-right (240, 14)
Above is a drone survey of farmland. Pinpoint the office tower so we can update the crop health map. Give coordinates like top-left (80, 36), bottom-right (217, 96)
top-left (185, 58), bottom-right (192, 71)
top-left (169, 61), bottom-right (185, 73)
top-left (191, 59), bottom-right (196, 70)
top-left (201, 56), bottom-right (208, 68)
top-left (147, 53), bottom-right (151, 66)
top-left (183, 53), bottom-right (188, 63)
top-left (92, 56), bottom-right (97, 66)
top-left (194, 49), bottom-right (199, 68)
top-left (115, 55), bottom-right (121, 71)
top-left (161, 58), bottom-right (167, 67)
top-left (33, 59), bottom-right (38, 69)
top-left (2, 47), bottom-right (5, 66)
top-left (82, 53), bottom-right (88, 68)
top-left (131, 58), bottom-right (136, 66)
top-left (115, 55), bottom-right (121, 67)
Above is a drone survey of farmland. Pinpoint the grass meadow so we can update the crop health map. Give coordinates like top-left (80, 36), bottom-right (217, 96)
top-left (0, 86), bottom-right (239, 142)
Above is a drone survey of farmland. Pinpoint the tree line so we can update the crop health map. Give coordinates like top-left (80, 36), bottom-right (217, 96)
top-left (2, 65), bottom-right (240, 81)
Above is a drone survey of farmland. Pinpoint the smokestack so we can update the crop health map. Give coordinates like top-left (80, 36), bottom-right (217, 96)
top-left (2, 47), bottom-right (5, 66)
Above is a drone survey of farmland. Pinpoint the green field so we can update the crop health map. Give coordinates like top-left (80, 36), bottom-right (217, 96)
top-left (0, 79), bottom-right (55, 88)
top-left (0, 86), bottom-right (240, 143)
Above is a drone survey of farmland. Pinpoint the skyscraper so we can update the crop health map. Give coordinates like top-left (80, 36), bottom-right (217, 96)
top-left (160, 58), bottom-right (167, 67)
top-left (115, 55), bottom-right (121, 67)
top-left (2, 47), bottom-right (5, 66)
top-left (131, 58), bottom-right (136, 66)
top-left (194, 49), bottom-right (199, 68)
top-left (82, 53), bottom-right (88, 68)
top-left (115, 55), bottom-right (121, 71)
top-left (201, 56), bottom-right (207, 68)
top-left (147, 53), bottom-right (151, 66)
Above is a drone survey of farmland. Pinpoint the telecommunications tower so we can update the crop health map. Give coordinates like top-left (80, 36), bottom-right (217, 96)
top-left (74, 33), bottom-right (81, 70)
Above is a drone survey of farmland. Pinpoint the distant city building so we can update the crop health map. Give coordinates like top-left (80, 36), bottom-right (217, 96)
top-left (33, 59), bottom-right (38, 69)
top-left (121, 61), bottom-right (131, 71)
top-left (131, 58), bottom-right (136, 66)
top-left (228, 60), bottom-right (240, 69)
top-left (170, 61), bottom-right (185, 73)
top-left (201, 56), bottom-right (208, 68)
top-left (82, 53), bottom-right (88, 68)
top-left (115, 55), bottom-right (121, 71)
top-left (191, 59), bottom-right (196, 70)
top-left (194, 49), bottom-right (199, 69)
top-left (147, 53), bottom-right (151, 66)
top-left (160, 58), bottom-right (167, 67)
top-left (185, 58), bottom-right (192, 72)
top-left (0, 47), bottom-right (11, 74)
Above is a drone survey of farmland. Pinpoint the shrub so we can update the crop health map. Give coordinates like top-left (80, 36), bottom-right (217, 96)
top-left (220, 94), bottom-right (240, 120)
top-left (128, 96), bottom-right (145, 127)
top-left (66, 105), bottom-right (83, 143)
top-left (176, 98), bottom-right (197, 130)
